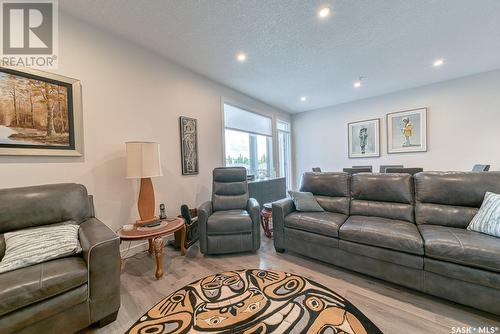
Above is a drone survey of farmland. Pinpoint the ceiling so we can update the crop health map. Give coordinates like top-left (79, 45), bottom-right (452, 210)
top-left (60, 0), bottom-right (500, 113)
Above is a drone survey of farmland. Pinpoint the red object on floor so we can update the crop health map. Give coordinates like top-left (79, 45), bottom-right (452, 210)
top-left (260, 203), bottom-right (273, 238)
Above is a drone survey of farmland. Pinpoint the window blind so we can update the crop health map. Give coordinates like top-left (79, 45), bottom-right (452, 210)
top-left (224, 103), bottom-right (272, 136)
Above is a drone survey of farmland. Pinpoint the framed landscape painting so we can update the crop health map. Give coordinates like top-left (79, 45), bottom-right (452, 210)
top-left (179, 116), bottom-right (199, 175)
top-left (0, 67), bottom-right (83, 156)
top-left (348, 118), bottom-right (380, 158)
top-left (387, 108), bottom-right (427, 154)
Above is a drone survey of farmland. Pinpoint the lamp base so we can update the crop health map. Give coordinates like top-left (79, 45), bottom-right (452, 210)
top-left (136, 177), bottom-right (157, 226)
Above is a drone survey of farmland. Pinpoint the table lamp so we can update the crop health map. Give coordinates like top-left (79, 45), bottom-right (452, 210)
top-left (126, 142), bottom-right (163, 226)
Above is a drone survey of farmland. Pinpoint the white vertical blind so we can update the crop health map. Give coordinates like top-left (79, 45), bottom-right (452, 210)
top-left (224, 104), bottom-right (272, 136)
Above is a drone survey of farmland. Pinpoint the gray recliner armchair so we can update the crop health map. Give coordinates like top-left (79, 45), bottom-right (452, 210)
top-left (0, 183), bottom-right (120, 334)
top-left (198, 167), bottom-right (261, 254)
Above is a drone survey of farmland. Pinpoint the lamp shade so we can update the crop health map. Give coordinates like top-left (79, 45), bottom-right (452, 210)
top-left (126, 142), bottom-right (163, 178)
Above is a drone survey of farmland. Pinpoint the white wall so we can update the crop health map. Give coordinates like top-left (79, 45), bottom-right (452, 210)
top-left (0, 15), bottom-right (290, 237)
top-left (293, 69), bottom-right (500, 188)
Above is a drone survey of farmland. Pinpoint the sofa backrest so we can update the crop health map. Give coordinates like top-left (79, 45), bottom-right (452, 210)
top-left (414, 171), bottom-right (500, 228)
top-left (351, 173), bottom-right (415, 222)
top-left (300, 172), bottom-right (350, 215)
top-left (0, 183), bottom-right (91, 233)
top-left (212, 167), bottom-right (249, 211)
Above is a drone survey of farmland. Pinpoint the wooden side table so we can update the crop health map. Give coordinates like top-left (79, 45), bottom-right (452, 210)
top-left (260, 203), bottom-right (273, 238)
top-left (117, 218), bottom-right (186, 280)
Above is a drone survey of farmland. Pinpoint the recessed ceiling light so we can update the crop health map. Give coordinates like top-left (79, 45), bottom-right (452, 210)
top-left (318, 6), bottom-right (332, 19)
top-left (300, 96), bottom-right (307, 102)
top-left (236, 53), bottom-right (247, 62)
top-left (353, 76), bottom-right (364, 88)
top-left (433, 58), bottom-right (445, 67)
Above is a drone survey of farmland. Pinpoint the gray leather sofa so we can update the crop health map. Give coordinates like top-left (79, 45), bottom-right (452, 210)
top-left (199, 167), bottom-right (260, 254)
top-left (0, 183), bottom-right (121, 334)
top-left (273, 172), bottom-right (500, 315)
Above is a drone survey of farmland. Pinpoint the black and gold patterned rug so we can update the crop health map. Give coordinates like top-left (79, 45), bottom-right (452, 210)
top-left (126, 269), bottom-right (383, 334)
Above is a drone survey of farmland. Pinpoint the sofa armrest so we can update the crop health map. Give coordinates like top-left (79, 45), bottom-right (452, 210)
top-left (272, 198), bottom-right (296, 251)
top-left (247, 198), bottom-right (261, 250)
top-left (198, 201), bottom-right (213, 254)
top-left (88, 195), bottom-right (96, 218)
top-left (79, 218), bottom-right (120, 324)
top-left (247, 198), bottom-right (260, 225)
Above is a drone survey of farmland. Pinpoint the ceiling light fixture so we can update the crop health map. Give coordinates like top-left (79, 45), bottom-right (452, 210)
top-left (236, 53), bottom-right (247, 62)
top-left (318, 6), bottom-right (332, 19)
top-left (354, 76), bottom-right (364, 88)
top-left (433, 58), bottom-right (445, 67)
top-left (300, 96), bottom-right (307, 102)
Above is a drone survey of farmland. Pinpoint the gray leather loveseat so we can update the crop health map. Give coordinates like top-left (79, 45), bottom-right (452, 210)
top-left (0, 183), bottom-right (121, 333)
top-left (273, 172), bottom-right (500, 315)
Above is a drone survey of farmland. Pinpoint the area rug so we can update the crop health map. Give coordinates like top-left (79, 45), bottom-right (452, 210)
top-left (126, 269), bottom-right (383, 334)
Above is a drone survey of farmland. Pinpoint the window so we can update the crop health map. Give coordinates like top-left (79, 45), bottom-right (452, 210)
top-left (277, 120), bottom-right (292, 190)
top-left (224, 103), bottom-right (273, 179)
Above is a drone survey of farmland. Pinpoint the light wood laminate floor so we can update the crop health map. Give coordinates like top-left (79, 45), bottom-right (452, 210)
top-left (81, 234), bottom-right (500, 333)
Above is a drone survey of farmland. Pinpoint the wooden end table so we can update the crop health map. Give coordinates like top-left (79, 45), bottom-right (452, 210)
top-left (260, 203), bottom-right (273, 238)
top-left (117, 217), bottom-right (186, 280)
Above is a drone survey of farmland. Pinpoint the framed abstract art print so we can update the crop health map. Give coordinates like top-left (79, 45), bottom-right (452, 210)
top-left (348, 118), bottom-right (380, 158)
top-left (179, 116), bottom-right (199, 175)
top-left (387, 108), bottom-right (427, 154)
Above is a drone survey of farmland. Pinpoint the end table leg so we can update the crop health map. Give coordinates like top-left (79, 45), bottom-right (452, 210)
top-left (148, 239), bottom-right (154, 255)
top-left (266, 217), bottom-right (271, 238)
top-left (180, 225), bottom-right (187, 256)
top-left (153, 237), bottom-right (164, 280)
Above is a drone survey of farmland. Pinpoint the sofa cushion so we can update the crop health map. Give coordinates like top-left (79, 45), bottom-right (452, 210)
top-left (0, 256), bottom-right (88, 316)
top-left (299, 172), bottom-right (350, 215)
top-left (285, 227), bottom-right (339, 248)
top-left (212, 167), bottom-right (249, 211)
top-left (300, 172), bottom-right (350, 197)
top-left (284, 211), bottom-right (348, 238)
top-left (0, 183), bottom-right (91, 234)
top-left (314, 195), bottom-right (350, 215)
top-left (207, 210), bottom-right (252, 235)
top-left (415, 172), bottom-right (500, 207)
top-left (350, 200), bottom-right (414, 223)
top-left (350, 173), bottom-right (415, 222)
top-left (419, 225), bottom-right (500, 273)
top-left (0, 224), bottom-right (82, 274)
top-left (351, 173), bottom-right (414, 204)
top-left (414, 171), bottom-right (500, 228)
top-left (415, 203), bottom-right (478, 229)
top-left (339, 215), bottom-right (424, 255)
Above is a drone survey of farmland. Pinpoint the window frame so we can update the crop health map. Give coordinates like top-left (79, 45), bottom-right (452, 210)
top-left (276, 119), bottom-right (292, 190)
